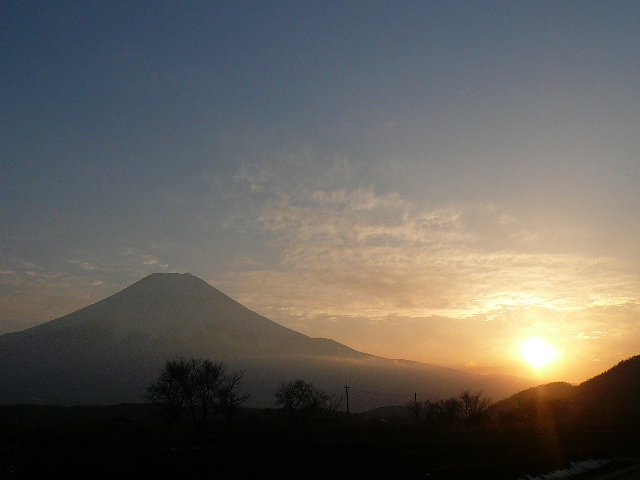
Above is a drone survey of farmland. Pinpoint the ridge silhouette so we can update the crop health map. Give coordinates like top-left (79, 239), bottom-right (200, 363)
top-left (0, 273), bottom-right (537, 409)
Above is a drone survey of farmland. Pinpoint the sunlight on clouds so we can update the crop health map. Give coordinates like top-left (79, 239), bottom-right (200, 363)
top-left (247, 187), bottom-right (639, 321)
top-left (310, 188), bottom-right (405, 211)
top-left (214, 185), bottom-right (640, 381)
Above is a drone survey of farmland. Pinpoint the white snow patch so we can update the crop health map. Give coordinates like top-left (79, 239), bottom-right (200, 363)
top-left (518, 458), bottom-right (609, 480)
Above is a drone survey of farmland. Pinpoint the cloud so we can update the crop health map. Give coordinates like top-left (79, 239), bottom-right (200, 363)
top-left (69, 260), bottom-right (98, 271)
top-left (121, 248), bottom-right (171, 273)
top-left (213, 185), bottom-right (640, 337)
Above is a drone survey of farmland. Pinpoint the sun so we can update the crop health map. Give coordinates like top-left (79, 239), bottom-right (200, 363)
top-left (521, 337), bottom-right (557, 369)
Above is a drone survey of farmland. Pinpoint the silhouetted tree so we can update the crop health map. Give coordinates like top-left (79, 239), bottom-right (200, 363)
top-left (189, 359), bottom-right (225, 428)
top-left (276, 379), bottom-right (314, 415)
top-left (146, 357), bottom-right (250, 429)
top-left (275, 379), bottom-right (342, 419)
top-left (146, 357), bottom-right (194, 426)
top-left (424, 398), bottom-right (459, 429)
top-left (456, 389), bottom-right (492, 427)
top-left (304, 386), bottom-right (342, 418)
top-left (218, 370), bottom-right (251, 422)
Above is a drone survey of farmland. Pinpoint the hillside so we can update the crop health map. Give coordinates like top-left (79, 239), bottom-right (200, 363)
top-left (494, 356), bottom-right (640, 430)
top-left (573, 355), bottom-right (640, 427)
top-left (494, 382), bottom-right (577, 411)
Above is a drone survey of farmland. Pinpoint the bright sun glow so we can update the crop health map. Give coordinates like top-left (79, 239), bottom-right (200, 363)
top-left (521, 337), bottom-right (557, 369)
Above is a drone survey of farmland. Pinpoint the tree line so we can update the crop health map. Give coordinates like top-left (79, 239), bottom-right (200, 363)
top-left (406, 389), bottom-right (492, 429)
top-left (146, 357), bottom-right (496, 431)
top-left (146, 357), bottom-right (342, 429)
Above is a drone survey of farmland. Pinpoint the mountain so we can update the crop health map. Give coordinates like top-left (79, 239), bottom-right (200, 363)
top-left (572, 355), bottom-right (640, 427)
top-left (0, 273), bottom-right (536, 410)
top-left (494, 382), bottom-right (577, 411)
top-left (494, 356), bottom-right (640, 429)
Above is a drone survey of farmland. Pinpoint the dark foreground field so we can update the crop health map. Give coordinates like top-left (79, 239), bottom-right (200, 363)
top-left (1, 404), bottom-right (638, 479)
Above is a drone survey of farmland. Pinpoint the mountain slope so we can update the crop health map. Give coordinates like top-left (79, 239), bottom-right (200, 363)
top-left (573, 355), bottom-right (640, 427)
top-left (10, 273), bottom-right (304, 353)
top-left (0, 273), bottom-right (536, 409)
top-left (494, 356), bottom-right (640, 429)
top-left (494, 382), bottom-right (577, 411)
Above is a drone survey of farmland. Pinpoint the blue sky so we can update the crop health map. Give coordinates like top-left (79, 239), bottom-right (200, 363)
top-left (2, 1), bottom-right (640, 382)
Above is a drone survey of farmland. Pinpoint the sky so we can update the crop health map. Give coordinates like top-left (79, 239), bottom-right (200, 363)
top-left (2, 1), bottom-right (640, 384)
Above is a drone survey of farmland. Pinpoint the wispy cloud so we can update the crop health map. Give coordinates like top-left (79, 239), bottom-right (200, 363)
top-left (121, 248), bottom-right (171, 273)
top-left (69, 260), bottom-right (98, 271)
top-left (221, 187), bottom-right (639, 325)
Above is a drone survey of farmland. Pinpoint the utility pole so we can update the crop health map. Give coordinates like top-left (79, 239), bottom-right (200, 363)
top-left (344, 385), bottom-right (350, 419)
top-left (412, 392), bottom-right (421, 425)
